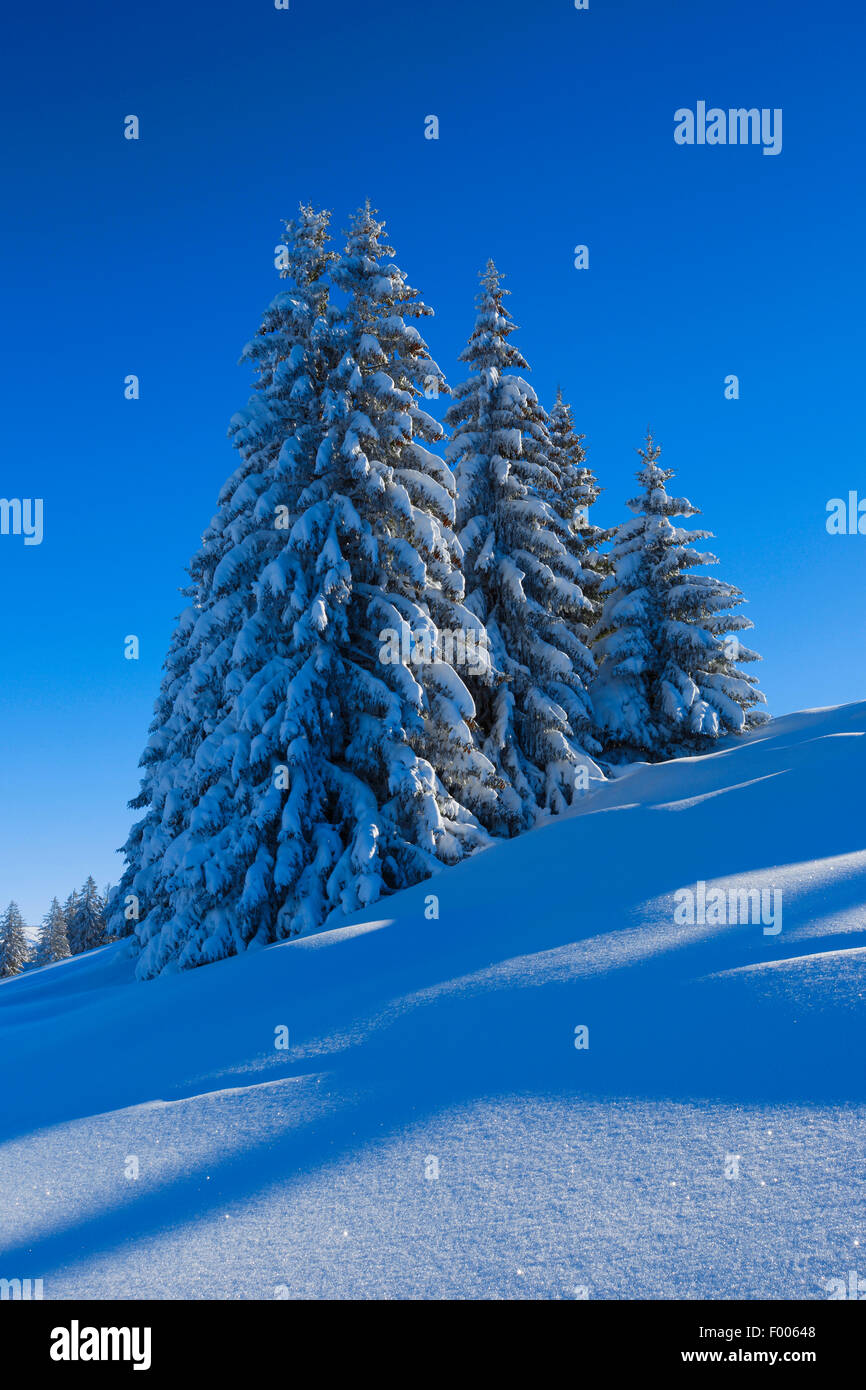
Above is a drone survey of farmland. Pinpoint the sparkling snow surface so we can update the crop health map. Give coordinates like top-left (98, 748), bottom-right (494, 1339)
top-left (1, 704), bottom-right (864, 1299)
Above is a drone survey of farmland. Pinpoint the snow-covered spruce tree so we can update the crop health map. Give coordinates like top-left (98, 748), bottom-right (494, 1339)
top-left (226, 202), bottom-right (497, 947)
top-left (113, 204), bottom-right (495, 979)
top-left (445, 262), bottom-right (602, 832)
top-left (592, 433), bottom-right (767, 761)
top-left (108, 205), bottom-right (339, 972)
top-left (37, 897), bottom-right (71, 965)
top-left (547, 388), bottom-right (611, 602)
top-left (63, 889), bottom-right (79, 950)
top-left (69, 876), bottom-right (105, 953)
top-left (0, 901), bottom-right (28, 977)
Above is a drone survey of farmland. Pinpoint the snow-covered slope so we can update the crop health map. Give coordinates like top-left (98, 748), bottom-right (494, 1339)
top-left (2, 703), bottom-right (864, 1299)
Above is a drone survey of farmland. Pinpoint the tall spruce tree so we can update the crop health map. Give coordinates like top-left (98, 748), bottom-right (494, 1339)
top-left (37, 897), bottom-right (72, 965)
top-left (592, 433), bottom-right (767, 760)
top-left (241, 202), bottom-right (496, 942)
top-left (0, 901), bottom-right (28, 977)
top-left (109, 206), bottom-right (339, 971)
top-left (445, 262), bottom-right (602, 832)
top-left (112, 203), bottom-right (495, 979)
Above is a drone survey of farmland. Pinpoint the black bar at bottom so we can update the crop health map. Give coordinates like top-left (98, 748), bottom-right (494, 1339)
top-left (3, 1298), bottom-right (859, 1374)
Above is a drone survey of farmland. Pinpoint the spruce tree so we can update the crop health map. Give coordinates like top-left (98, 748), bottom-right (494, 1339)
top-left (73, 877), bottom-right (106, 952)
top-left (63, 890), bottom-right (80, 953)
top-left (240, 202), bottom-right (495, 944)
top-left (0, 901), bottom-right (28, 977)
top-left (592, 433), bottom-right (767, 760)
top-left (112, 203), bottom-right (494, 979)
top-left (445, 262), bottom-right (602, 831)
top-left (37, 897), bottom-right (72, 965)
top-left (546, 388), bottom-right (611, 604)
top-left (109, 206), bottom-right (339, 972)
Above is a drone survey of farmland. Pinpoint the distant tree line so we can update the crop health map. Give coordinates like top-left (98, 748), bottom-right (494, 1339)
top-left (0, 877), bottom-right (112, 977)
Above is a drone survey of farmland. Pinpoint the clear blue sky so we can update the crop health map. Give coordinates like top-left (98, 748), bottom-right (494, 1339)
top-left (1, 0), bottom-right (863, 922)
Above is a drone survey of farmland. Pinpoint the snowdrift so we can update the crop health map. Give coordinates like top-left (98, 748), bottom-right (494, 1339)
top-left (1, 703), bottom-right (864, 1299)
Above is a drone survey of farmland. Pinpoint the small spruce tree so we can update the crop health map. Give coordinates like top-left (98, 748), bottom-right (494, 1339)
top-left (37, 897), bottom-right (72, 965)
top-left (73, 877), bottom-right (106, 952)
top-left (592, 433), bottom-right (767, 760)
top-left (63, 889), bottom-right (80, 952)
top-left (0, 901), bottom-right (28, 977)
